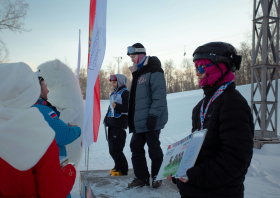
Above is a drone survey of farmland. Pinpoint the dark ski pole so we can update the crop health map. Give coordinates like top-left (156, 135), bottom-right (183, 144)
top-left (104, 123), bottom-right (109, 147)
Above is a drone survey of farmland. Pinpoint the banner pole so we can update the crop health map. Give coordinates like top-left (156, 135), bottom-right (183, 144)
top-left (85, 148), bottom-right (87, 166)
top-left (87, 147), bottom-right (90, 171)
top-left (76, 29), bottom-right (81, 80)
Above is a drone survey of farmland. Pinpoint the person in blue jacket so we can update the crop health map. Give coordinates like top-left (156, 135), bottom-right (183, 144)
top-left (33, 77), bottom-right (81, 157)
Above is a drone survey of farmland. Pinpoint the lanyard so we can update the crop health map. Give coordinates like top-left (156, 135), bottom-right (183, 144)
top-left (112, 88), bottom-right (124, 100)
top-left (200, 82), bottom-right (232, 130)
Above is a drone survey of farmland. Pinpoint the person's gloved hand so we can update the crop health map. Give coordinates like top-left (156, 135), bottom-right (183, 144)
top-left (146, 116), bottom-right (157, 131)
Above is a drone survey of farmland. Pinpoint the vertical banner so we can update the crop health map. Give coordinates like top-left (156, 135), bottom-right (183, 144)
top-left (76, 29), bottom-right (81, 80)
top-left (83, 0), bottom-right (107, 149)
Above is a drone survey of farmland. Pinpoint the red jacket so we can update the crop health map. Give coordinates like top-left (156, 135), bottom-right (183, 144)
top-left (0, 139), bottom-right (76, 198)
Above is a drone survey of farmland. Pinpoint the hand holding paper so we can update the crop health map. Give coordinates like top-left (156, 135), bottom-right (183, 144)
top-left (179, 177), bottom-right (189, 183)
top-left (167, 174), bottom-right (172, 181)
top-left (112, 102), bottom-right (116, 109)
top-left (156, 129), bottom-right (208, 181)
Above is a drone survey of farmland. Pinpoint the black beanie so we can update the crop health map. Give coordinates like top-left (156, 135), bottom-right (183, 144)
top-left (130, 43), bottom-right (146, 55)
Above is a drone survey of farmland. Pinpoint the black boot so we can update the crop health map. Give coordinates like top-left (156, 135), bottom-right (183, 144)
top-left (127, 177), bottom-right (150, 188)
top-left (152, 176), bottom-right (162, 188)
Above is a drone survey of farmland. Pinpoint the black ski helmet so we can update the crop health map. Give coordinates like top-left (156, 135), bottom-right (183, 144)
top-left (193, 42), bottom-right (242, 72)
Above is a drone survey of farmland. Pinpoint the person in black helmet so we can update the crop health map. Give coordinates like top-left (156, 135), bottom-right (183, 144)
top-left (127, 43), bottom-right (168, 189)
top-left (167, 42), bottom-right (254, 198)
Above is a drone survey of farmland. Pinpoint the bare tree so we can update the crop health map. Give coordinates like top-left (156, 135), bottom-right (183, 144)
top-left (99, 69), bottom-right (111, 99)
top-left (0, 0), bottom-right (29, 63)
top-left (181, 58), bottom-right (196, 91)
top-left (163, 59), bottom-right (175, 93)
top-left (0, 0), bottom-right (29, 32)
top-left (0, 39), bottom-right (8, 63)
top-left (121, 62), bottom-right (132, 90)
top-left (173, 69), bottom-right (183, 92)
top-left (75, 67), bottom-right (87, 99)
top-left (97, 62), bottom-right (118, 99)
top-left (78, 68), bottom-right (87, 99)
top-left (235, 42), bottom-right (252, 85)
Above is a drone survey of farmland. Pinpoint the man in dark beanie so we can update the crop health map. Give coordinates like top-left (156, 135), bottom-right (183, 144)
top-left (127, 43), bottom-right (168, 189)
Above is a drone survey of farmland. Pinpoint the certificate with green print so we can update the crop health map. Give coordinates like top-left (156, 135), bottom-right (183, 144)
top-left (156, 129), bottom-right (207, 181)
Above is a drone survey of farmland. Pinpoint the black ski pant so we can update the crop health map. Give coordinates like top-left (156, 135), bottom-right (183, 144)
top-left (108, 127), bottom-right (128, 174)
top-left (130, 130), bottom-right (163, 180)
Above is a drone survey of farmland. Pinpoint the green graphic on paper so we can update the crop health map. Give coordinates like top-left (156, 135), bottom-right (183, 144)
top-left (162, 151), bottom-right (184, 178)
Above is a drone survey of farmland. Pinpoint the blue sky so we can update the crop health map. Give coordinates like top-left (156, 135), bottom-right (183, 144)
top-left (1, 0), bottom-right (253, 71)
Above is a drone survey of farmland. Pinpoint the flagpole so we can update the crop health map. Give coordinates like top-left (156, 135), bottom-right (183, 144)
top-left (76, 29), bottom-right (81, 80)
top-left (87, 147), bottom-right (90, 171)
top-left (85, 148), bottom-right (87, 166)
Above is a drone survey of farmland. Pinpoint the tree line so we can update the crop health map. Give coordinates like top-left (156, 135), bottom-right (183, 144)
top-left (78, 41), bottom-right (275, 100)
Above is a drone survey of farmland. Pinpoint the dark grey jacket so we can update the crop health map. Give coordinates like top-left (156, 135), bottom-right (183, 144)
top-left (128, 56), bottom-right (168, 133)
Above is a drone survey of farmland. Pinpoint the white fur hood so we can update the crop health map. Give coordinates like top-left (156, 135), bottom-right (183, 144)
top-left (0, 62), bottom-right (55, 171)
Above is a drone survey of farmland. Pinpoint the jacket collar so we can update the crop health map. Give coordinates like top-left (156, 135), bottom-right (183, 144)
top-left (129, 56), bottom-right (150, 73)
top-left (36, 97), bottom-right (53, 107)
top-left (114, 85), bottom-right (126, 92)
top-left (202, 82), bottom-right (235, 97)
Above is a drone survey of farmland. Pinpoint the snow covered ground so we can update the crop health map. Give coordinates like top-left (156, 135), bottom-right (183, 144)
top-left (72, 82), bottom-right (280, 198)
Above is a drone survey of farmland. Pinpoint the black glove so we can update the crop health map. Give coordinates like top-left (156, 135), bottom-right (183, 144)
top-left (146, 116), bottom-right (157, 131)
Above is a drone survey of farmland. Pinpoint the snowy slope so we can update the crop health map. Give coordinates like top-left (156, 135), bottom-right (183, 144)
top-left (72, 82), bottom-right (280, 198)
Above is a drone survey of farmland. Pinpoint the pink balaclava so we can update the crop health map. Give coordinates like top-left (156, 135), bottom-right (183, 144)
top-left (195, 59), bottom-right (235, 87)
top-left (137, 54), bottom-right (146, 64)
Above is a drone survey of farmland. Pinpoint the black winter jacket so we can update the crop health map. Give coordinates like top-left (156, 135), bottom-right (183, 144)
top-left (104, 85), bottom-right (129, 129)
top-left (176, 82), bottom-right (254, 198)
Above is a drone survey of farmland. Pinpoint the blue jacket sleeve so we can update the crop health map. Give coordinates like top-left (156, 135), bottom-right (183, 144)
top-left (53, 123), bottom-right (81, 146)
top-left (33, 105), bottom-right (81, 146)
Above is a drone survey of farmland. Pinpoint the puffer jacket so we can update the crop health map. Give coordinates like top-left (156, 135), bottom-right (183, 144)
top-left (128, 56), bottom-right (168, 133)
top-left (33, 104), bottom-right (81, 157)
top-left (176, 82), bottom-right (254, 198)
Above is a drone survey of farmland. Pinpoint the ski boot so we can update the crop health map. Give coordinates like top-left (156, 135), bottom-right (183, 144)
top-left (152, 175), bottom-right (162, 188)
top-left (127, 177), bottom-right (150, 188)
top-left (109, 169), bottom-right (116, 175)
top-left (111, 170), bottom-right (123, 176)
top-left (111, 170), bottom-right (127, 177)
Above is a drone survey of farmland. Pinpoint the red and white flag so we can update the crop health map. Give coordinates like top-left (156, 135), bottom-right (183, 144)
top-left (83, 0), bottom-right (107, 149)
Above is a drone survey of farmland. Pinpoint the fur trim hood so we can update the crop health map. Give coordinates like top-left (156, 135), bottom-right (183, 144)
top-left (0, 62), bottom-right (55, 171)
